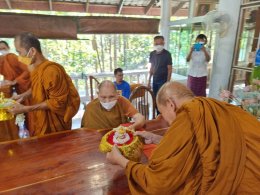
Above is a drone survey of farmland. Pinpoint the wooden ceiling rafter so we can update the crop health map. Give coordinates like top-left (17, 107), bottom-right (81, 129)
top-left (117, 0), bottom-right (125, 14)
top-left (172, 1), bottom-right (186, 15)
top-left (4, 0), bottom-right (12, 9)
top-left (85, 0), bottom-right (90, 12)
top-left (145, 0), bottom-right (157, 15)
top-left (49, 0), bottom-right (53, 11)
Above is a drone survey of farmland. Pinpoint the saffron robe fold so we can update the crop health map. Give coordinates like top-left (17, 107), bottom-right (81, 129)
top-left (81, 96), bottom-right (138, 130)
top-left (29, 60), bottom-right (80, 135)
top-left (126, 97), bottom-right (260, 194)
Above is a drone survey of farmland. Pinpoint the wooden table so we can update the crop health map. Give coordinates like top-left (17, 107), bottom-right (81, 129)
top-left (0, 121), bottom-right (167, 194)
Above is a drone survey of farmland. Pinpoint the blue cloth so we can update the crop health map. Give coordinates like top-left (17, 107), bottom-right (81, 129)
top-left (114, 80), bottom-right (131, 99)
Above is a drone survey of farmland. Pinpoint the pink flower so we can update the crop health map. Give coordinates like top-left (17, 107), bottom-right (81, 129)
top-left (242, 98), bottom-right (257, 105)
top-left (243, 85), bottom-right (251, 92)
top-left (220, 90), bottom-right (232, 99)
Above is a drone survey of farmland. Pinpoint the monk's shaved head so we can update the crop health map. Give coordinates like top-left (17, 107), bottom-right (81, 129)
top-left (157, 81), bottom-right (194, 106)
top-left (98, 80), bottom-right (117, 94)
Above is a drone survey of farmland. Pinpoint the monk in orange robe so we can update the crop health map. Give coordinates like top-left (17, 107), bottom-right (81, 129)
top-left (81, 80), bottom-right (145, 130)
top-left (9, 32), bottom-right (80, 136)
top-left (0, 41), bottom-right (31, 141)
top-left (0, 53), bottom-right (30, 94)
top-left (107, 81), bottom-right (260, 194)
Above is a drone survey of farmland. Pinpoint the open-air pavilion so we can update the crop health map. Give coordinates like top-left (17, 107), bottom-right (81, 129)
top-left (0, 0), bottom-right (259, 194)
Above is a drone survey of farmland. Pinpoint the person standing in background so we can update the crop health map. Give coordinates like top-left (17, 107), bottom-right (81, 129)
top-left (148, 35), bottom-right (172, 114)
top-left (186, 34), bottom-right (211, 97)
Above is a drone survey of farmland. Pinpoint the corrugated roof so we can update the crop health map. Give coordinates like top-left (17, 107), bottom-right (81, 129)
top-left (0, 0), bottom-right (188, 16)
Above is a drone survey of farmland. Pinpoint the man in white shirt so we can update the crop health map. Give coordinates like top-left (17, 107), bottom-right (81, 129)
top-left (186, 34), bottom-right (210, 96)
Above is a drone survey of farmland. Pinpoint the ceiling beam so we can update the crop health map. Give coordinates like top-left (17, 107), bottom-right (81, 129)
top-left (5, 0), bottom-right (12, 9)
top-left (117, 0), bottom-right (125, 14)
top-left (171, 2), bottom-right (186, 15)
top-left (85, 0), bottom-right (90, 13)
top-left (49, 0), bottom-right (53, 11)
top-left (145, 0), bottom-right (156, 15)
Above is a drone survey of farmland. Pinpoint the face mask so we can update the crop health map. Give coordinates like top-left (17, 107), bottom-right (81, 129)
top-left (100, 99), bottom-right (117, 110)
top-left (198, 41), bottom-right (205, 45)
top-left (18, 48), bottom-right (33, 66)
top-left (154, 45), bottom-right (164, 53)
top-left (0, 50), bottom-right (9, 56)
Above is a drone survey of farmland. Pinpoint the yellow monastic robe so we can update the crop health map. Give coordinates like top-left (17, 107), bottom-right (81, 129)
top-left (81, 96), bottom-right (138, 130)
top-left (29, 60), bottom-right (80, 136)
top-left (126, 97), bottom-right (260, 194)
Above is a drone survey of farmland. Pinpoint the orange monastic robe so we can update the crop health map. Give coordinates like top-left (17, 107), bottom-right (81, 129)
top-left (126, 97), bottom-right (260, 194)
top-left (0, 53), bottom-right (30, 142)
top-left (29, 60), bottom-right (80, 136)
top-left (81, 96), bottom-right (138, 130)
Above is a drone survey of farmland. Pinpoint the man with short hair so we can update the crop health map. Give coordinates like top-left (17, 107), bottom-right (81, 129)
top-left (148, 36), bottom-right (172, 113)
top-left (114, 68), bottom-right (131, 99)
top-left (81, 80), bottom-right (145, 130)
top-left (107, 81), bottom-right (260, 194)
top-left (9, 32), bottom-right (80, 136)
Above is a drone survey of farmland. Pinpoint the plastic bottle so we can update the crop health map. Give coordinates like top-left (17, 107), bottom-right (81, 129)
top-left (18, 124), bottom-right (30, 139)
top-left (12, 86), bottom-right (17, 96)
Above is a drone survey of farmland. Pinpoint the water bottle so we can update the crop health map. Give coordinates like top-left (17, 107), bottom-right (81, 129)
top-left (18, 124), bottom-right (30, 139)
top-left (12, 86), bottom-right (17, 96)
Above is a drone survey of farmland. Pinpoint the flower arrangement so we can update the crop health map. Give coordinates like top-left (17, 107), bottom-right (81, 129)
top-left (15, 113), bottom-right (25, 127)
top-left (220, 79), bottom-right (260, 119)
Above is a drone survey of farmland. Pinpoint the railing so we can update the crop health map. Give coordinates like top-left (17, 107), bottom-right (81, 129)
top-left (70, 69), bottom-right (149, 103)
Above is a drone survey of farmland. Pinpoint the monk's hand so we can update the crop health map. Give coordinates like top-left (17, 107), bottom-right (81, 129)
top-left (11, 94), bottom-right (23, 103)
top-left (106, 145), bottom-right (129, 168)
top-left (8, 103), bottom-right (28, 115)
top-left (134, 131), bottom-right (157, 144)
top-left (128, 125), bottom-right (135, 131)
top-left (106, 145), bottom-right (122, 165)
top-left (1, 80), bottom-right (16, 86)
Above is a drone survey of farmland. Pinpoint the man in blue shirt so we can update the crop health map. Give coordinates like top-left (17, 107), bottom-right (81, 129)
top-left (114, 68), bottom-right (131, 99)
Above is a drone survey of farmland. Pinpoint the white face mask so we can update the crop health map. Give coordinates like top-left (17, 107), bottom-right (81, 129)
top-left (0, 50), bottom-right (9, 56)
top-left (198, 41), bottom-right (205, 45)
top-left (154, 45), bottom-right (164, 53)
top-left (100, 99), bottom-right (117, 110)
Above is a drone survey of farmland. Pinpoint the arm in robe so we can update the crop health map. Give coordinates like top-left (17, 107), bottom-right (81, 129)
top-left (5, 54), bottom-right (30, 92)
top-left (42, 65), bottom-right (71, 116)
top-left (125, 111), bottom-right (200, 194)
top-left (120, 97), bottom-right (145, 129)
